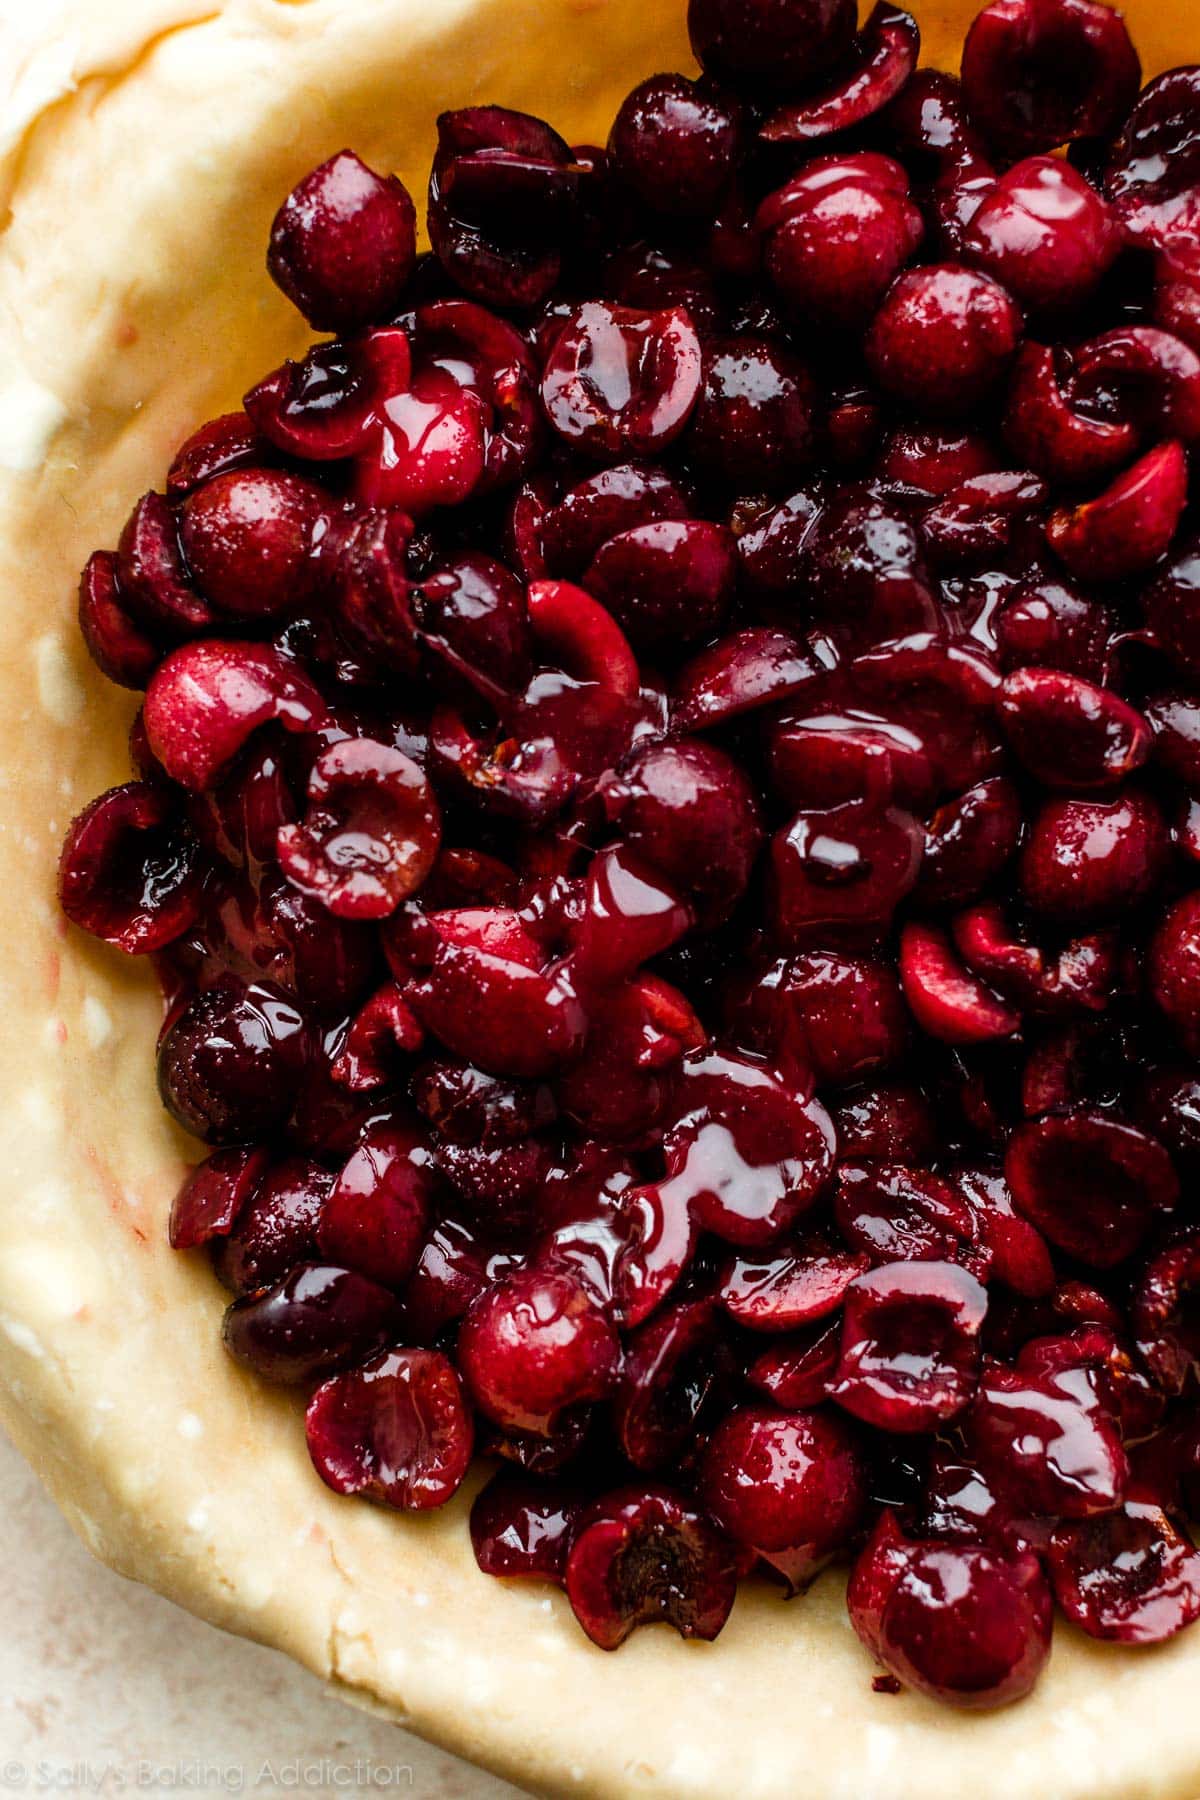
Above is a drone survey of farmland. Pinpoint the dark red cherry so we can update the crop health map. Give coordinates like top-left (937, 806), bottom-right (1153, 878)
top-left (1133, 1230), bottom-right (1200, 1393)
top-left (883, 69), bottom-right (996, 255)
top-left (469, 1470), bottom-right (584, 1581)
top-left (760, 4), bottom-right (921, 145)
top-left (541, 303), bottom-right (702, 460)
top-left (428, 107), bottom-right (577, 309)
top-left (157, 979), bottom-right (309, 1144)
top-left (1144, 531), bottom-right (1200, 677)
top-left (143, 641), bottom-right (326, 792)
top-left (1048, 1501), bottom-right (1200, 1644)
top-left (614, 1298), bottom-right (726, 1470)
top-left (1105, 67), bottom-right (1200, 247)
top-left (565, 1485), bottom-right (737, 1649)
top-left (687, 0), bottom-right (858, 91)
top-left (992, 576), bottom-right (1112, 680)
top-left (961, 0), bottom-right (1140, 158)
top-left (584, 519), bottom-right (736, 650)
top-left (1148, 892), bottom-right (1200, 1056)
top-left (759, 154), bottom-right (924, 331)
top-left (538, 463), bottom-right (691, 578)
top-left (600, 737), bottom-right (762, 926)
top-left (833, 1161), bottom-right (977, 1267)
top-left (917, 777), bottom-right (1022, 907)
top-left (268, 151), bottom-right (416, 332)
top-left (222, 1262), bottom-right (396, 1384)
top-left (954, 1165), bottom-right (1056, 1298)
top-left (900, 921), bottom-right (1021, 1046)
top-left (1046, 441), bottom-right (1189, 583)
top-left (77, 552), bottom-right (158, 689)
top-left (1003, 344), bottom-right (1137, 486)
top-left (457, 1266), bottom-right (620, 1434)
top-left (687, 336), bottom-right (817, 491)
top-left (211, 1156), bottom-right (331, 1295)
top-left (276, 739), bottom-right (440, 920)
top-left (306, 1346), bottom-right (472, 1509)
top-left (876, 426), bottom-right (998, 495)
top-left (244, 337), bottom-right (385, 463)
top-left (403, 911), bottom-right (587, 1080)
top-left (967, 1356), bottom-right (1128, 1517)
top-left (168, 1146), bottom-right (271, 1252)
top-left (830, 1081), bottom-right (935, 1162)
top-left (672, 626), bottom-right (828, 732)
top-left (829, 1260), bottom-right (987, 1431)
top-left (1006, 1109), bottom-right (1178, 1269)
top-left (998, 668), bottom-right (1151, 790)
top-left (117, 491), bottom-right (213, 636)
top-left (848, 1512), bottom-right (1053, 1708)
top-left (331, 984), bottom-right (423, 1091)
top-left (607, 74), bottom-right (741, 217)
top-left (698, 1405), bottom-right (868, 1590)
top-left (1019, 789), bottom-right (1168, 922)
top-left (735, 950), bottom-right (909, 1086)
top-left (720, 1233), bottom-right (870, 1331)
top-left (179, 470), bottom-right (326, 619)
top-left (746, 1320), bottom-right (842, 1407)
top-left (965, 158), bottom-right (1121, 313)
top-left (770, 798), bottom-right (924, 946)
top-left (167, 413), bottom-right (266, 498)
top-left (316, 1118), bottom-right (435, 1289)
top-left (867, 265), bottom-right (1022, 418)
top-left (806, 489), bottom-right (937, 641)
top-left (59, 782), bottom-right (203, 954)
top-left (651, 1047), bottom-right (836, 1248)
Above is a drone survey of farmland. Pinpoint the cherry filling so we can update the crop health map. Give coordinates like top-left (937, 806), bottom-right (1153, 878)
top-left (58, 0), bottom-right (1200, 1704)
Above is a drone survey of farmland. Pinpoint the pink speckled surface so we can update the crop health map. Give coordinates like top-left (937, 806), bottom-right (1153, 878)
top-left (0, 1427), bottom-right (520, 1794)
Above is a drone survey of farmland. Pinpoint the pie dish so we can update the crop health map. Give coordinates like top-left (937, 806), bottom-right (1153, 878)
top-left (6, 0), bottom-right (1200, 1794)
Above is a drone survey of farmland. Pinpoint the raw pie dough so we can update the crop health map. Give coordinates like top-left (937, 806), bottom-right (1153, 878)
top-left (1, 1), bottom-right (1199, 1794)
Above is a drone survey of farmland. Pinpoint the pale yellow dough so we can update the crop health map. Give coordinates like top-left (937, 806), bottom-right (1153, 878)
top-left (2, 1), bottom-right (1200, 1794)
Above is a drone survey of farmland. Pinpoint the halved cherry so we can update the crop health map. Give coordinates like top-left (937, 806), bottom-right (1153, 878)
top-left (961, 0), bottom-right (1140, 157)
top-left (565, 1486), bottom-right (737, 1650)
top-left (78, 551), bottom-right (158, 689)
top-left (1048, 1502), bottom-right (1200, 1644)
top-left (720, 1230), bottom-right (870, 1332)
top-left (830, 1260), bottom-right (987, 1431)
top-left (276, 739), bottom-right (440, 920)
top-left (1003, 343), bottom-right (1138, 486)
top-left (673, 627), bottom-right (829, 732)
top-left (168, 1146), bottom-right (271, 1251)
top-left (998, 668), bottom-right (1151, 790)
top-left (306, 1346), bottom-right (472, 1509)
top-left (651, 1047), bottom-right (836, 1249)
top-left (761, 5), bottom-right (919, 143)
top-left (967, 1357), bottom-right (1128, 1517)
top-left (613, 1297), bottom-right (725, 1470)
top-left (746, 1319), bottom-right (842, 1408)
top-left (143, 641), bottom-right (326, 791)
top-left (59, 782), bottom-right (204, 954)
top-left (1046, 441), bottom-right (1189, 584)
top-left (900, 921), bottom-right (1020, 1046)
top-left (317, 1117), bottom-right (436, 1289)
top-left (469, 1470), bottom-right (584, 1581)
top-left (1006, 1109), bottom-right (1178, 1268)
top-left (540, 302), bottom-right (702, 460)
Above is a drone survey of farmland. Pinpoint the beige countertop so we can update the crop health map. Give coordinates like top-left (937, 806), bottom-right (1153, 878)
top-left (0, 1427), bottom-right (519, 1795)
